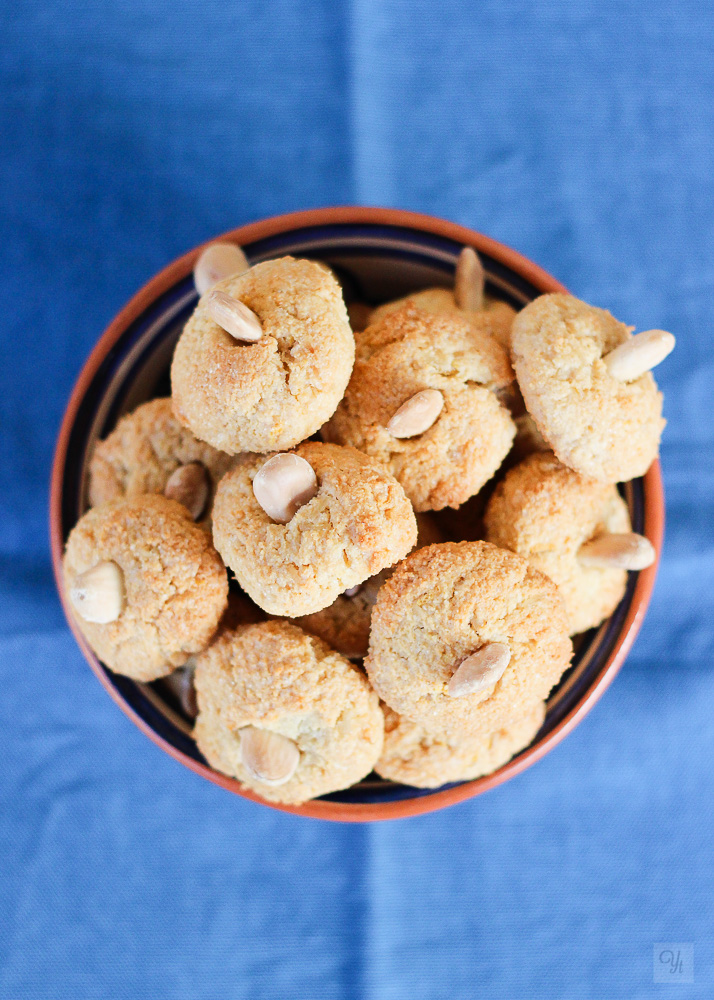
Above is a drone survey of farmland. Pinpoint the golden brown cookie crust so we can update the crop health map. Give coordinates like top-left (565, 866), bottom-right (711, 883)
top-left (212, 442), bottom-right (417, 617)
top-left (292, 512), bottom-right (444, 659)
top-left (323, 304), bottom-right (516, 511)
top-left (193, 620), bottom-right (384, 804)
top-left (484, 452), bottom-right (630, 635)
top-left (63, 495), bottom-right (229, 681)
top-left (370, 290), bottom-right (516, 350)
top-left (365, 540), bottom-right (572, 735)
top-left (376, 701), bottom-right (545, 787)
top-left (171, 257), bottom-right (355, 454)
top-left (511, 294), bottom-right (665, 482)
top-left (88, 398), bottom-right (235, 518)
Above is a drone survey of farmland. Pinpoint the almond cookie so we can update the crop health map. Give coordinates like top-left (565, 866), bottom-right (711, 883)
top-left (484, 451), bottom-right (654, 635)
top-left (511, 294), bottom-right (672, 482)
top-left (212, 442), bottom-right (417, 617)
top-left (365, 541), bottom-right (572, 735)
top-left (323, 304), bottom-right (516, 511)
top-left (369, 248), bottom-right (516, 350)
top-left (292, 512), bottom-right (444, 659)
top-left (88, 398), bottom-right (235, 523)
top-left (171, 257), bottom-right (355, 454)
top-left (193, 620), bottom-right (384, 804)
top-left (376, 701), bottom-right (545, 788)
top-left (63, 495), bottom-right (228, 681)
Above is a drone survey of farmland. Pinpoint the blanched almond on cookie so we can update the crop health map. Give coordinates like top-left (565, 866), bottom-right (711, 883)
top-left (70, 561), bottom-right (125, 624)
top-left (240, 726), bottom-right (300, 785)
top-left (164, 462), bottom-right (209, 521)
top-left (603, 329), bottom-right (675, 382)
top-left (448, 642), bottom-right (511, 698)
top-left (454, 246), bottom-right (485, 312)
top-left (206, 289), bottom-right (263, 343)
top-left (252, 453), bottom-right (319, 524)
top-left (578, 532), bottom-right (656, 570)
top-left (194, 242), bottom-right (250, 295)
top-left (387, 389), bottom-right (444, 439)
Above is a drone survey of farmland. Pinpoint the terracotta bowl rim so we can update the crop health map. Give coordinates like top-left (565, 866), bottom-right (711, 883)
top-left (49, 206), bottom-right (664, 823)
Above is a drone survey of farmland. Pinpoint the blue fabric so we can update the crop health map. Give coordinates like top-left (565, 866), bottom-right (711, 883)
top-left (2, 1), bottom-right (713, 997)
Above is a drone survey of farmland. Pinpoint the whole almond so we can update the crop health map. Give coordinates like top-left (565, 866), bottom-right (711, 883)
top-left (603, 329), bottom-right (675, 382)
top-left (206, 289), bottom-right (263, 343)
top-left (70, 561), bottom-right (125, 624)
top-left (240, 726), bottom-right (300, 785)
top-left (454, 246), bottom-right (485, 312)
top-left (164, 462), bottom-right (210, 521)
top-left (162, 663), bottom-right (198, 719)
top-left (252, 453), bottom-right (318, 524)
top-left (448, 642), bottom-right (511, 698)
top-left (194, 242), bottom-right (250, 295)
top-left (387, 389), bottom-right (444, 439)
top-left (578, 532), bottom-right (656, 570)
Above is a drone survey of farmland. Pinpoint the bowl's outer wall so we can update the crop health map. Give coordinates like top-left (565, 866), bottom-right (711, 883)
top-left (50, 207), bottom-right (664, 822)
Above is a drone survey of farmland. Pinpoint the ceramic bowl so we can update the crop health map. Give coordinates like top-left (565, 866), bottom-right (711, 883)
top-left (50, 207), bottom-right (664, 821)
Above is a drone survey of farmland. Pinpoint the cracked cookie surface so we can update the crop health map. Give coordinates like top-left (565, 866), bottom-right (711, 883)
top-left (193, 620), bottom-right (384, 804)
top-left (171, 257), bottom-right (355, 454)
top-left (511, 294), bottom-right (664, 481)
top-left (323, 304), bottom-right (516, 511)
top-left (63, 495), bottom-right (228, 681)
top-left (212, 442), bottom-right (417, 617)
top-left (365, 540), bottom-right (571, 735)
top-left (370, 289), bottom-right (516, 350)
top-left (291, 512), bottom-right (443, 659)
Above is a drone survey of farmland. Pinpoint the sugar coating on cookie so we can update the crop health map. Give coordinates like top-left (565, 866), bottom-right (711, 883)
top-left (370, 289), bottom-right (516, 350)
top-left (484, 451), bottom-right (631, 635)
top-left (511, 294), bottom-right (665, 482)
top-left (292, 512), bottom-right (444, 659)
top-left (171, 257), bottom-right (355, 454)
top-left (63, 495), bottom-right (228, 681)
top-left (193, 620), bottom-right (384, 804)
top-left (212, 442), bottom-right (417, 617)
top-left (88, 398), bottom-right (234, 519)
top-left (376, 701), bottom-right (545, 788)
top-left (365, 540), bottom-right (572, 735)
top-left (323, 304), bottom-right (516, 512)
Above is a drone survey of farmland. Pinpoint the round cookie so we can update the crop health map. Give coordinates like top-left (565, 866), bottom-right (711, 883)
top-left (376, 701), bottom-right (545, 788)
top-left (323, 304), bottom-right (516, 511)
top-left (193, 620), bottom-right (384, 804)
top-left (88, 398), bottom-right (235, 522)
top-left (171, 257), bottom-right (355, 454)
top-left (63, 495), bottom-right (229, 681)
top-left (212, 442), bottom-right (417, 617)
top-left (365, 540), bottom-right (572, 736)
top-left (292, 512), bottom-right (444, 660)
top-left (511, 293), bottom-right (666, 481)
top-left (484, 451), bottom-right (634, 635)
top-left (370, 289), bottom-right (516, 351)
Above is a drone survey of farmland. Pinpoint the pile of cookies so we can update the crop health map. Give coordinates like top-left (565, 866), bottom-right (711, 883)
top-left (63, 241), bottom-right (674, 804)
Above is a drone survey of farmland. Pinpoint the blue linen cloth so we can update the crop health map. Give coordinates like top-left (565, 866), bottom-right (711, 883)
top-left (1, 1), bottom-right (713, 997)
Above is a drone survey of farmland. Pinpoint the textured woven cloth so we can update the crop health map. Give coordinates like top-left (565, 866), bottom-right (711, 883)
top-left (2, 1), bottom-right (713, 997)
